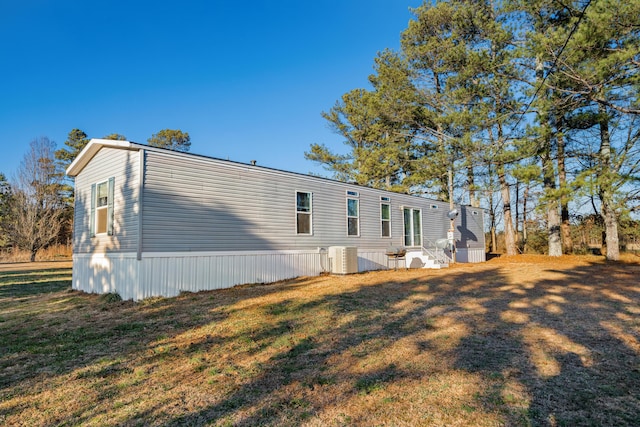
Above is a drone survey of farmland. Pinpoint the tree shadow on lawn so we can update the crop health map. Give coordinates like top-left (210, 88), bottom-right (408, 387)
top-left (157, 261), bottom-right (640, 426)
top-left (0, 283), bottom-right (256, 392)
top-left (0, 274), bottom-right (326, 399)
top-left (0, 267), bottom-right (72, 298)
top-left (452, 260), bottom-right (640, 426)
top-left (2, 261), bottom-right (639, 426)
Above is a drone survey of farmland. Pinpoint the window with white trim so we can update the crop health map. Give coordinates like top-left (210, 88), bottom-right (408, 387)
top-left (296, 191), bottom-right (312, 234)
top-left (403, 207), bottom-right (422, 247)
top-left (91, 177), bottom-right (115, 237)
top-left (347, 198), bottom-right (359, 236)
top-left (381, 202), bottom-right (391, 237)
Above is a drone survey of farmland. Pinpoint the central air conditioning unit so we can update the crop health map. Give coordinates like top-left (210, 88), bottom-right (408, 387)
top-left (328, 246), bottom-right (358, 275)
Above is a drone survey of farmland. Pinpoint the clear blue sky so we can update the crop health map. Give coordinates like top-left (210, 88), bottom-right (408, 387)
top-left (0, 0), bottom-right (422, 178)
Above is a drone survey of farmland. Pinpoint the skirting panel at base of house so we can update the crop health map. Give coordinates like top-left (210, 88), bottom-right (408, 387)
top-left (356, 250), bottom-right (388, 271)
top-left (74, 249), bottom-right (389, 301)
top-left (73, 250), bottom-right (327, 301)
top-left (72, 248), bottom-right (483, 301)
top-left (455, 248), bottom-right (486, 263)
top-left (72, 253), bottom-right (140, 298)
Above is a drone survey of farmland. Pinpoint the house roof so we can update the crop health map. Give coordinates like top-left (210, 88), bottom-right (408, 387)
top-left (67, 138), bottom-right (277, 177)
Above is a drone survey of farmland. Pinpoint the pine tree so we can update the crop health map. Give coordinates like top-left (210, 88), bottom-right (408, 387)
top-left (519, 0), bottom-right (640, 259)
top-left (147, 129), bottom-right (191, 152)
top-left (55, 128), bottom-right (90, 167)
top-left (103, 133), bottom-right (127, 140)
top-left (402, 0), bottom-right (524, 254)
top-left (0, 173), bottom-right (11, 247)
top-left (307, 51), bottom-right (421, 192)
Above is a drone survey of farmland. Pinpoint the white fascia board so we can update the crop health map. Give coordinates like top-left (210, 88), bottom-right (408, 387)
top-left (66, 139), bottom-right (142, 177)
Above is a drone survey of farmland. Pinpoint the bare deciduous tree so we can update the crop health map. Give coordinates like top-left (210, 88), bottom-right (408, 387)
top-left (3, 137), bottom-right (67, 261)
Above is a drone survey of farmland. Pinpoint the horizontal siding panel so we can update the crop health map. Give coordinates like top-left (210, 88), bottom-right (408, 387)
top-left (73, 148), bottom-right (139, 254)
top-left (142, 148), bottom-right (481, 253)
top-left (459, 207), bottom-right (484, 249)
top-left (69, 148), bottom-right (484, 257)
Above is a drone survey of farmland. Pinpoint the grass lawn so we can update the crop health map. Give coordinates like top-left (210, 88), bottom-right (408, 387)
top-left (1, 255), bottom-right (639, 426)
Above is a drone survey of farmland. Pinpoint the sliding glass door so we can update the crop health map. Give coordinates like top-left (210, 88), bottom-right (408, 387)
top-left (403, 208), bottom-right (422, 247)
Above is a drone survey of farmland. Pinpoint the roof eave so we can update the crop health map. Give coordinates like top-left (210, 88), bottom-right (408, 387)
top-left (65, 139), bottom-right (139, 177)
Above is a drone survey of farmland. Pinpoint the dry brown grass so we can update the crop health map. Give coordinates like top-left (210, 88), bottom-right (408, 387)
top-left (0, 244), bottom-right (72, 263)
top-left (1, 255), bottom-right (639, 426)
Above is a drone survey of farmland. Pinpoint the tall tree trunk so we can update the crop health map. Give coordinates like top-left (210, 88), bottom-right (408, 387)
top-left (542, 146), bottom-right (562, 256)
top-left (467, 166), bottom-right (479, 208)
top-left (490, 203), bottom-right (497, 253)
top-left (491, 226), bottom-right (497, 253)
top-left (515, 181), bottom-right (521, 250)
top-left (602, 203), bottom-right (619, 259)
top-left (557, 132), bottom-right (573, 254)
top-left (536, 56), bottom-right (562, 256)
top-left (497, 164), bottom-right (518, 255)
top-left (522, 184), bottom-right (529, 253)
top-left (598, 108), bottom-right (620, 260)
top-left (487, 168), bottom-right (497, 253)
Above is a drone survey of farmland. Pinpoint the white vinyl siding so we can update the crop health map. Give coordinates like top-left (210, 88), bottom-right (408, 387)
top-left (74, 148), bottom-right (138, 253)
top-left (138, 150), bottom-right (485, 253)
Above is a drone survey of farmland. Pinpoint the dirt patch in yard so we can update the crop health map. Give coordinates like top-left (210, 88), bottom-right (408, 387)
top-left (0, 255), bottom-right (639, 426)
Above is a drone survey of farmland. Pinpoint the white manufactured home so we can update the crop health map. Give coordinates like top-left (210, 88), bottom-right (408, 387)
top-left (66, 139), bottom-right (485, 301)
